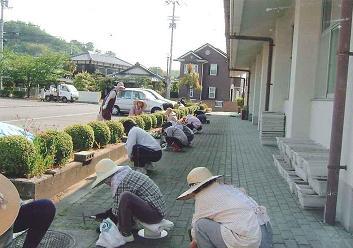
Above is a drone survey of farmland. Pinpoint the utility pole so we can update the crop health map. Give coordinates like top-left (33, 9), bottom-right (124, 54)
top-left (165, 0), bottom-right (179, 99)
top-left (0, 0), bottom-right (8, 90)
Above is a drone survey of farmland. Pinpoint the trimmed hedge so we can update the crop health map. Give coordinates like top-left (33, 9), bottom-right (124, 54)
top-left (150, 114), bottom-right (157, 128)
top-left (152, 112), bottom-right (164, 127)
top-left (65, 124), bottom-right (95, 151)
top-left (140, 115), bottom-right (152, 130)
top-left (88, 121), bottom-right (111, 148)
top-left (0, 135), bottom-right (36, 177)
top-left (12, 90), bottom-right (26, 98)
top-left (199, 104), bottom-right (208, 110)
top-left (130, 116), bottom-right (145, 130)
top-left (36, 130), bottom-right (73, 166)
top-left (106, 120), bottom-right (124, 143)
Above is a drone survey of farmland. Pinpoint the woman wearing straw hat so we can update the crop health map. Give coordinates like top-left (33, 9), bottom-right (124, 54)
top-left (0, 174), bottom-right (56, 248)
top-left (98, 82), bottom-right (125, 121)
top-left (177, 167), bottom-right (272, 248)
top-left (129, 100), bottom-right (146, 116)
top-left (91, 159), bottom-right (167, 243)
top-left (123, 120), bottom-right (162, 174)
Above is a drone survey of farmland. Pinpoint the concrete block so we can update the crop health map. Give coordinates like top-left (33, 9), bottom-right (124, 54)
top-left (304, 160), bottom-right (328, 178)
top-left (295, 184), bottom-right (315, 196)
top-left (297, 190), bottom-right (325, 209)
top-left (295, 166), bottom-right (308, 182)
top-left (308, 177), bottom-right (327, 196)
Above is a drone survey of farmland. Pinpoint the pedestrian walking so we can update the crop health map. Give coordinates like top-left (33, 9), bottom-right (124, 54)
top-left (98, 82), bottom-right (125, 121)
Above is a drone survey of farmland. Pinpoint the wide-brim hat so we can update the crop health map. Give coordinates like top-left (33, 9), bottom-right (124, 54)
top-left (91, 159), bottom-right (124, 188)
top-left (177, 167), bottom-right (222, 200)
top-left (115, 82), bottom-right (125, 90)
top-left (134, 100), bottom-right (147, 109)
top-left (0, 174), bottom-right (21, 236)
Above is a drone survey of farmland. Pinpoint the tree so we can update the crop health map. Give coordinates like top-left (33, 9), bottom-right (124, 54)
top-left (73, 72), bottom-right (97, 91)
top-left (149, 67), bottom-right (167, 77)
top-left (178, 63), bottom-right (201, 92)
top-left (2, 51), bottom-right (70, 97)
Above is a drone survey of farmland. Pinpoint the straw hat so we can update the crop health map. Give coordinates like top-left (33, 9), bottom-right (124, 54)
top-left (115, 82), bottom-right (125, 91)
top-left (0, 174), bottom-right (20, 236)
top-left (134, 100), bottom-right (147, 109)
top-left (177, 167), bottom-right (222, 200)
top-left (91, 159), bottom-right (124, 188)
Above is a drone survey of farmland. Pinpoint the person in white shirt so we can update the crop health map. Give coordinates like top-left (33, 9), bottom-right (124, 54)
top-left (185, 114), bottom-right (202, 132)
top-left (123, 120), bottom-right (162, 174)
top-left (177, 167), bottom-right (272, 248)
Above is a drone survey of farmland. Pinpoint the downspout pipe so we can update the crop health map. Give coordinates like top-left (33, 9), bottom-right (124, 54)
top-left (324, 0), bottom-right (353, 225)
top-left (228, 35), bottom-right (274, 111)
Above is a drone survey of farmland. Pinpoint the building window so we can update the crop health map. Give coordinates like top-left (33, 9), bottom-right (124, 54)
top-left (184, 64), bottom-right (198, 74)
top-left (322, 0), bottom-right (342, 32)
top-left (208, 87), bottom-right (216, 99)
top-left (189, 87), bottom-right (194, 98)
top-left (210, 64), bottom-right (218, 76)
top-left (327, 26), bottom-right (339, 97)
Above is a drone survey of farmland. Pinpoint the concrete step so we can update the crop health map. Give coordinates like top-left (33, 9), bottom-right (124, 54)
top-left (308, 177), bottom-right (327, 196)
top-left (297, 189), bottom-right (325, 209)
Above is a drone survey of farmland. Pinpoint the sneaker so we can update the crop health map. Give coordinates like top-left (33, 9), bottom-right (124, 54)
top-left (145, 162), bottom-right (156, 171)
top-left (135, 167), bottom-right (147, 174)
top-left (122, 234), bottom-right (135, 243)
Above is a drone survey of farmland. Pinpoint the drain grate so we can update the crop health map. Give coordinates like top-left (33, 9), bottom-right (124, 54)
top-left (12, 230), bottom-right (75, 248)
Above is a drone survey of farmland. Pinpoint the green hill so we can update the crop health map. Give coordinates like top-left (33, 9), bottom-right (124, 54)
top-left (3, 21), bottom-right (95, 56)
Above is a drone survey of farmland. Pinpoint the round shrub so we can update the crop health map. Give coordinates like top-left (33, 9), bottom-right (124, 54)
top-left (88, 121), bottom-right (111, 148)
top-left (140, 115), bottom-right (152, 130)
top-left (153, 113), bottom-right (164, 127)
top-left (36, 130), bottom-right (73, 166)
top-left (150, 114), bottom-right (157, 128)
top-left (173, 109), bottom-right (181, 119)
top-left (65, 124), bottom-right (94, 151)
top-left (106, 120), bottom-right (124, 144)
top-left (130, 116), bottom-right (145, 130)
top-left (0, 135), bottom-right (36, 177)
top-left (199, 104), bottom-right (208, 110)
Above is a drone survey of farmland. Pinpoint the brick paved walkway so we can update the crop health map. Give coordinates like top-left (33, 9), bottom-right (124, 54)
top-left (51, 115), bottom-right (353, 248)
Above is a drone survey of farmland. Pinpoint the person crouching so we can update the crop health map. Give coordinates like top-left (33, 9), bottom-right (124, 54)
top-left (91, 159), bottom-right (167, 243)
top-left (177, 167), bottom-right (272, 248)
top-left (162, 122), bottom-right (189, 152)
top-left (185, 114), bottom-right (202, 133)
top-left (123, 120), bottom-right (162, 174)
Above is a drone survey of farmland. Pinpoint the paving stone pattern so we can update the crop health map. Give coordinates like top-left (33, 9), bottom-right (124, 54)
top-left (51, 115), bottom-right (353, 248)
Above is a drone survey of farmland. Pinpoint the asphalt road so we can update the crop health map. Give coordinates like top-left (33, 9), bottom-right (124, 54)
top-left (0, 98), bottom-right (120, 133)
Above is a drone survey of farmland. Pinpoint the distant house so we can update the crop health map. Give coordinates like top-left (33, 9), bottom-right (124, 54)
top-left (176, 43), bottom-right (240, 111)
top-left (111, 62), bottom-right (165, 88)
top-left (71, 51), bottom-right (132, 76)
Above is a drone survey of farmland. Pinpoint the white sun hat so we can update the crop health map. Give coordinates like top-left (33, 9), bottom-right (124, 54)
top-left (0, 174), bottom-right (21, 236)
top-left (91, 159), bottom-right (124, 188)
top-left (177, 167), bottom-right (222, 200)
top-left (115, 82), bottom-right (125, 91)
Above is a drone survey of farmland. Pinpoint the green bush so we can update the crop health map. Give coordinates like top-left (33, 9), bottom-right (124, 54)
top-left (152, 112), bottom-right (164, 127)
top-left (199, 104), bottom-right (208, 110)
top-left (0, 89), bottom-right (12, 97)
top-left (12, 90), bottom-right (26, 98)
top-left (36, 130), bottom-right (73, 166)
top-left (130, 116), bottom-right (145, 130)
top-left (173, 109), bottom-right (181, 119)
top-left (150, 114), bottom-right (157, 128)
top-left (140, 115), bottom-right (152, 130)
top-left (0, 135), bottom-right (36, 177)
top-left (65, 124), bottom-right (94, 151)
top-left (106, 120), bottom-right (124, 143)
top-left (88, 121), bottom-right (111, 148)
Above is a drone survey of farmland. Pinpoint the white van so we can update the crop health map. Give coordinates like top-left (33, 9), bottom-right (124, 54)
top-left (43, 84), bottom-right (79, 103)
top-left (113, 88), bottom-right (170, 115)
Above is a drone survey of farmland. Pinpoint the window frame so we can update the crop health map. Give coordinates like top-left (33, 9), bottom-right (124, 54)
top-left (209, 64), bottom-right (218, 76)
top-left (208, 86), bottom-right (216, 99)
top-left (189, 87), bottom-right (194, 98)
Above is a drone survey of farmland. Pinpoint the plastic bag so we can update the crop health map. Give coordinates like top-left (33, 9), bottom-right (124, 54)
top-left (96, 218), bottom-right (126, 248)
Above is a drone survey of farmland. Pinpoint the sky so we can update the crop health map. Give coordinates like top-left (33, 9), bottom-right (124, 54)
top-left (5, 0), bottom-right (226, 71)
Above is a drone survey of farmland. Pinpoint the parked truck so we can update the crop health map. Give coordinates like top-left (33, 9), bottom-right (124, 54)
top-left (41, 84), bottom-right (79, 103)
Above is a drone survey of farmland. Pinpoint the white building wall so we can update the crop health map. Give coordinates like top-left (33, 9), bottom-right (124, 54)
top-left (270, 9), bottom-right (293, 112)
top-left (309, 100), bottom-right (334, 148)
top-left (251, 52), bottom-right (263, 125)
top-left (336, 10), bottom-right (353, 232)
top-left (258, 44), bottom-right (269, 129)
top-left (286, 0), bottom-right (322, 138)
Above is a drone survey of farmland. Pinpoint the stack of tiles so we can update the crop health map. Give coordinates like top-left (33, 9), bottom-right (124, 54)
top-left (260, 112), bottom-right (285, 146)
top-left (273, 137), bottom-right (329, 208)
